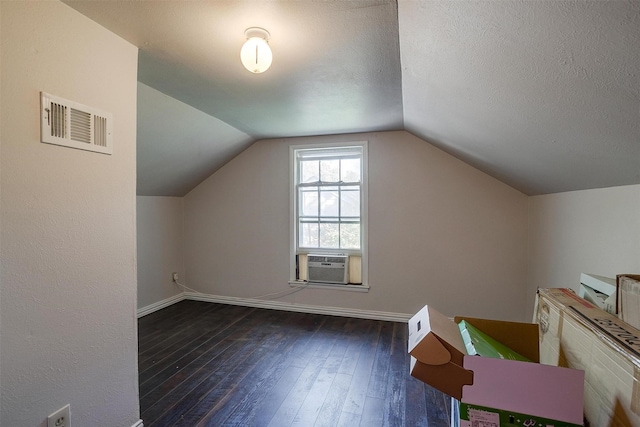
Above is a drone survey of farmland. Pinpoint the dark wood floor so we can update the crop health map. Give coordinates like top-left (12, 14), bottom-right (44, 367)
top-left (138, 300), bottom-right (450, 427)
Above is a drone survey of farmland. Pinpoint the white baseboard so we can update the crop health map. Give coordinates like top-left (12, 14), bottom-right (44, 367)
top-left (183, 292), bottom-right (412, 322)
top-left (131, 420), bottom-right (144, 427)
top-left (137, 293), bottom-right (185, 318)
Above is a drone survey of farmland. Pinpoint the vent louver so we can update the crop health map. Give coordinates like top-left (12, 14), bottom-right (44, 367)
top-left (307, 254), bottom-right (349, 284)
top-left (41, 92), bottom-right (113, 155)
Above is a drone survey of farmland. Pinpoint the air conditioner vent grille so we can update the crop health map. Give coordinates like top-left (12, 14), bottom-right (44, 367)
top-left (307, 254), bottom-right (349, 284)
top-left (41, 92), bottom-right (113, 155)
top-left (94, 116), bottom-right (108, 147)
top-left (50, 102), bottom-right (67, 138)
top-left (70, 108), bottom-right (91, 144)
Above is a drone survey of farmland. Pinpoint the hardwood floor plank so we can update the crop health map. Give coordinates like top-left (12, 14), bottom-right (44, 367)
top-left (137, 302), bottom-right (450, 427)
top-left (289, 354), bottom-right (343, 426)
top-left (248, 365), bottom-right (304, 427)
top-left (138, 301), bottom-right (218, 351)
top-left (340, 321), bottom-right (382, 416)
top-left (227, 313), bottom-right (337, 427)
top-left (158, 309), bottom-right (298, 426)
top-left (336, 410), bottom-right (361, 427)
top-left (404, 378), bottom-right (430, 427)
top-left (137, 299), bottom-right (197, 330)
top-left (382, 323), bottom-right (409, 427)
top-left (142, 335), bottom-right (261, 425)
top-left (337, 318), bottom-right (378, 376)
top-left (140, 331), bottom-right (237, 404)
top-left (337, 337), bottom-right (367, 377)
top-left (366, 321), bottom-right (394, 400)
top-left (360, 396), bottom-right (385, 427)
top-left (175, 324), bottom-right (291, 427)
top-left (139, 304), bottom-right (251, 385)
top-left (140, 306), bottom-right (260, 397)
top-left (196, 315), bottom-right (310, 426)
top-left (288, 319), bottom-right (330, 369)
top-left (139, 320), bottom-right (218, 365)
top-left (139, 307), bottom-right (261, 402)
top-left (138, 302), bottom-right (239, 358)
top-left (139, 323), bottom-right (217, 373)
top-left (266, 356), bottom-right (326, 427)
top-left (137, 299), bottom-right (184, 329)
top-left (314, 318), bottom-right (374, 426)
top-left (426, 383), bottom-right (451, 427)
top-left (313, 372), bottom-right (351, 427)
top-left (141, 310), bottom-right (284, 425)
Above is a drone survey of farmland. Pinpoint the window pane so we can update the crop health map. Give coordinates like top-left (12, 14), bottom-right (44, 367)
top-left (320, 159), bottom-right (339, 183)
top-left (341, 158), bottom-right (361, 183)
top-left (301, 160), bottom-right (319, 183)
top-left (301, 188), bottom-right (318, 217)
top-left (295, 145), bottom-right (364, 255)
top-left (300, 222), bottom-right (319, 247)
top-left (319, 223), bottom-right (339, 248)
top-left (340, 188), bottom-right (360, 217)
top-left (340, 223), bottom-right (361, 249)
top-left (320, 189), bottom-right (339, 217)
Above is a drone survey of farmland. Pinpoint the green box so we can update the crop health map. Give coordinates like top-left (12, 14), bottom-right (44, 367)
top-left (459, 402), bottom-right (583, 427)
top-left (458, 320), bottom-right (531, 362)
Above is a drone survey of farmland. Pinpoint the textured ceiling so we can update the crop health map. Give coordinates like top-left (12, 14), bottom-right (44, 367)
top-left (64, 0), bottom-right (640, 196)
top-left (400, 0), bottom-right (640, 195)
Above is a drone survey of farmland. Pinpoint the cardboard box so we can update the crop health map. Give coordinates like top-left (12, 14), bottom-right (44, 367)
top-left (458, 402), bottom-right (583, 427)
top-left (617, 274), bottom-right (640, 330)
top-left (458, 319), bottom-right (532, 361)
top-left (407, 305), bottom-right (472, 399)
top-left (451, 398), bottom-right (585, 427)
top-left (535, 288), bottom-right (640, 426)
top-left (579, 273), bottom-right (617, 315)
top-left (408, 305), bottom-right (584, 426)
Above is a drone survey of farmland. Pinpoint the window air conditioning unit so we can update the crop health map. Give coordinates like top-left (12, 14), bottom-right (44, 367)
top-left (307, 254), bottom-right (349, 284)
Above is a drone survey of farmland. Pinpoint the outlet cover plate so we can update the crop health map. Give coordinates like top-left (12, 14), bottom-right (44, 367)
top-left (48, 404), bottom-right (70, 427)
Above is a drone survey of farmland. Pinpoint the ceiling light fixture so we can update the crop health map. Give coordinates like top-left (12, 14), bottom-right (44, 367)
top-left (240, 27), bottom-right (272, 74)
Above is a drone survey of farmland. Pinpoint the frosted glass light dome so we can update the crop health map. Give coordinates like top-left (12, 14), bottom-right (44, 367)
top-left (240, 28), bottom-right (272, 73)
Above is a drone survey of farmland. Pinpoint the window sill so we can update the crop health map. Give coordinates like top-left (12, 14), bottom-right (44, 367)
top-left (288, 281), bottom-right (370, 293)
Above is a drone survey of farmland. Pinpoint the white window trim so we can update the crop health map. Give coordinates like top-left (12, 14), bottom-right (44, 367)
top-left (288, 280), bottom-right (370, 292)
top-left (289, 141), bottom-right (368, 290)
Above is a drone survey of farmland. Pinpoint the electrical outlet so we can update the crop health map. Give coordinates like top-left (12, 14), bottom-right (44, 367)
top-left (48, 404), bottom-right (70, 427)
top-left (172, 272), bottom-right (179, 282)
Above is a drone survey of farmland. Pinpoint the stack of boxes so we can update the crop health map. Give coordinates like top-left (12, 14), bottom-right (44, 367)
top-left (617, 274), bottom-right (640, 331)
top-left (408, 304), bottom-right (585, 427)
top-left (535, 287), bottom-right (640, 426)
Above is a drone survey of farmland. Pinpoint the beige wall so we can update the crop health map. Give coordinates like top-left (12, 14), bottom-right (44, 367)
top-left (184, 131), bottom-right (529, 320)
top-left (0, 2), bottom-right (139, 426)
top-left (137, 196), bottom-right (184, 309)
top-left (527, 184), bottom-right (640, 319)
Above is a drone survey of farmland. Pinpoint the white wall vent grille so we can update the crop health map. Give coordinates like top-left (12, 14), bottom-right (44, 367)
top-left (307, 254), bottom-right (349, 284)
top-left (41, 92), bottom-right (113, 155)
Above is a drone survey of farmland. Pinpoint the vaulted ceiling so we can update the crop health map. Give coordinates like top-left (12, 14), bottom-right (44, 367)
top-left (64, 0), bottom-right (640, 196)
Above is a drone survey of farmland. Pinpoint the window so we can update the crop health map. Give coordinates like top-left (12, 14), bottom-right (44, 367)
top-left (290, 142), bottom-right (367, 288)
